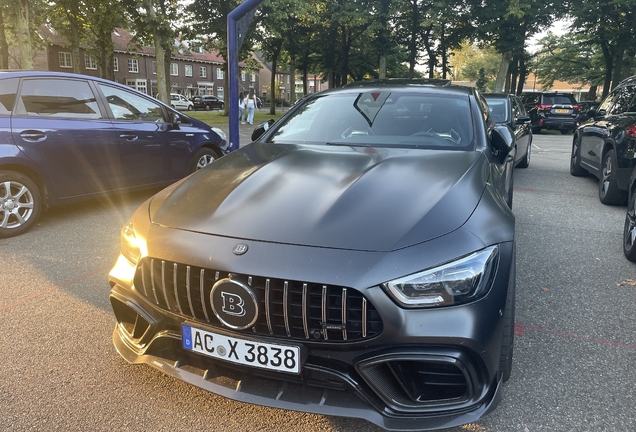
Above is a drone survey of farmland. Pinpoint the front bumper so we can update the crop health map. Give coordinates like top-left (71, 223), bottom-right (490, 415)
top-left (108, 231), bottom-right (514, 431)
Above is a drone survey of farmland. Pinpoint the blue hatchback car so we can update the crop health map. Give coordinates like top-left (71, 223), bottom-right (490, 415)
top-left (0, 71), bottom-right (228, 237)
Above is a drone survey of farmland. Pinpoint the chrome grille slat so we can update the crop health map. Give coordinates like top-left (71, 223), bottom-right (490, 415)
top-left (342, 288), bottom-right (347, 341)
top-left (186, 266), bottom-right (195, 318)
top-left (302, 283), bottom-right (309, 339)
top-left (322, 285), bottom-right (328, 340)
top-left (265, 279), bottom-right (273, 335)
top-left (283, 281), bottom-right (291, 337)
top-left (362, 298), bottom-right (367, 338)
top-left (135, 259), bottom-right (382, 343)
top-left (200, 269), bottom-right (210, 322)
top-left (150, 259), bottom-right (159, 304)
top-left (161, 260), bottom-right (169, 310)
top-left (173, 263), bottom-right (182, 314)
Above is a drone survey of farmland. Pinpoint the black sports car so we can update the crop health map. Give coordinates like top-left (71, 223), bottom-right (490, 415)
top-left (109, 80), bottom-right (517, 430)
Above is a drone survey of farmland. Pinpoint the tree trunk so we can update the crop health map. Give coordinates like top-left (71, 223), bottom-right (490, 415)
top-left (379, 55), bottom-right (386, 79)
top-left (600, 41), bottom-right (613, 99)
top-left (610, 43), bottom-right (625, 90)
top-left (71, 0), bottom-right (81, 74)
top-left (494, 51), bottom-right (511, 93)
top-left (15, 0), bottom-right (34, 70)
top-left (302, 68), bottom-right (308, 96)
top-left (0, 9), bottom-right (9, 69)
top-left (516, 56), bottom-right (526, 95)
top-left (155, 38), bottom-right (169, 103)
top-left (586, 85), bottom-right (598, 101)
top-left (289, 56), bottom-right (296, 105)
top-left (269, 52), bottom-right (279, 115)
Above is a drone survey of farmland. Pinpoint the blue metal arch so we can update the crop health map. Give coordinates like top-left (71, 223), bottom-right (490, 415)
top-left (227, 0), bottom-right (265, 152)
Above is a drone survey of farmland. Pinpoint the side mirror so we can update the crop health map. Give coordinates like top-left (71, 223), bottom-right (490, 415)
top-left (491, 125), bottom-right (514, 158)
top-left (251, 119), bottom-right (275, 141)
top-left (170, 113), bottom-right (182, 129)
top-left (516, 114), bottom-right (531, 124)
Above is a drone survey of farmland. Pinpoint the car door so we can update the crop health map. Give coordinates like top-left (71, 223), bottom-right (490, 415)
top-left (512, 96), bottom-right (530, 165)
top-left (11, 76), bottom-right (121, 199)
top-left (580, 89), bottom-right (621, 173)
top-left (97, 83), bottom-right (191, 186)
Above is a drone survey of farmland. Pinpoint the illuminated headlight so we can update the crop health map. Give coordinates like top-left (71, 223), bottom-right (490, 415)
top-left (383, 245), bottom-right (499, 308)
top-left (212, 127), bottom-right (226, 141)
top-left (120, 219), bottom-right (142, 265)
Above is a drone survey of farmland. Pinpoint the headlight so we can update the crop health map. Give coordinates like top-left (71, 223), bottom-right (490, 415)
top-left (383, 245), bottom-right (499, 308)
top-left (212, 127), bottom-right (226, 141)
top-left (120, 219), bottom-right (142, 265)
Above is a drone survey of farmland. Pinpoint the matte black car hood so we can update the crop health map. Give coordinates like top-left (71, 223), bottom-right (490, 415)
top-left (150, 143), bottom-right (488, 252)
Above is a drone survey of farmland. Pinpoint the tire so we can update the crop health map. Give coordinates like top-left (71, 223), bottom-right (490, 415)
top-left (187, 105), bottom-right (193, 111)
top-left (599, 149), bottom-right (627, 205)
top-left (517, 139), bottom-right (531, 169)
top-left (220, 103), bottom-right (225, 110)
top-left (532, 127), bottom-right (541, 134)
top-left (192, 147), bottom-right (221, 171)
top-left (570, 138), bottom-right (587, 177)
top-left (560, 129), bottom-right (571, 135)
top-left (205, 104), bottom-right (210, 111)
top-left (500, 253), bottom-right (516, 382)
top-left (624, 187), bottom-right (636, 262)
top-left (0, 171), bottom-right (42, 238)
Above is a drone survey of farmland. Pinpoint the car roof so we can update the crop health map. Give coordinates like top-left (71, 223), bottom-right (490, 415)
top-left (483, 93), bottom-right (514, 99)
top-left (0, 70), bottom-right (120, 86)
top-left (333, 78), bottom-right (476, 97)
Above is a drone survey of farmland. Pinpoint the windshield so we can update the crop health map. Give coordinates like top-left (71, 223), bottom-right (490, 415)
top-left (267, 91), bottom-right (475, 150)
top-left (485, 98), bottom-right (509, 123)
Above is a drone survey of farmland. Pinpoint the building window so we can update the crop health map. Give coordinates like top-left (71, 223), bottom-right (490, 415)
top-left (170, 63), bottom-right (178, 76)
top-left (217, 86), bottom-right (224, 99)
top-left (84, 54), bottom-right (97, 70)
top-left (241, 72), bottom-right (246, 81)
top-left (126, 78), bottom-right (147, 94)
top-left (59, 52), bottom-right (72, 68)
top-left (128, 58), bottom-right (139, 73)
top-left (185, 65), bottom-right (193, 77)
top-left (151, 61), bottom-right (156, 75)
top-left (216, 68), bottom-right (223, 80)
top-left (113, 57), bottom-right (119, 72)
top-left (199, 66), bottom-right (207, 78)
top-left (251, 73), bottom-right (256, 82)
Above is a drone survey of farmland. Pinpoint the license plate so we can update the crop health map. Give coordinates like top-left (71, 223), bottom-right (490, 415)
top-left (556, 109), bottom-right (569, 114)
top-left (182, 324), bottom-right (301, 374)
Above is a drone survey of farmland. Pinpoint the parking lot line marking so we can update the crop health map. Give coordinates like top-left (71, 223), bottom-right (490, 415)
top-left (515, 323), bottom-right (636, 351)
top-left (0, 265), bottom-right (111, 313)
top-left (533, 143), bottom-right (541, 150)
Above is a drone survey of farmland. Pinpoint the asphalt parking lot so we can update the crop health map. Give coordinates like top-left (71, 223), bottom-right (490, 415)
top-left (1, 132), bottom-right (635, 431)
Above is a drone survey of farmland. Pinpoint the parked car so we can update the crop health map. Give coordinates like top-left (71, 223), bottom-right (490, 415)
top-left (109, 79), bottom-right (517, 430)
top-left (170, 93), bottom-right (194, 111)
top-left (192, 95), bottom-right (224, 111)
top-left (578, 100), bottom-right (601, 123)
top-left (484, 92), bottom-right (533, 169)
top-left (0, 70), bottom-right (228, 238)
top-left (624, 166), bottom-right (636, 261)
top-left (570, 75), bottom-right (636, 205)
top-left (521, 91), bottom-right (581, 134)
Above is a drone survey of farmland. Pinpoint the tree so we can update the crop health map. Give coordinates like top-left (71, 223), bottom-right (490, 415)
top-left (533, 32), bottom-right (605, 100)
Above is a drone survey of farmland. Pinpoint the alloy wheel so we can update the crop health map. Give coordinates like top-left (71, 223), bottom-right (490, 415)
top-left (601, 156), bottom-right (612, 197)
top-left (196, 154), bottom-right (215, 170)
top-left (0, 180), bottom-right (35, 229)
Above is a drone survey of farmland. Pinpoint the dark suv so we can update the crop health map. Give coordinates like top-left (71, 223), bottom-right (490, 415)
top-left (521, 92), bottom-right (582, 134)
top-left (192, 95), bottom-right (225, 111)
top-left (570, 75), bottom-right (636, 206)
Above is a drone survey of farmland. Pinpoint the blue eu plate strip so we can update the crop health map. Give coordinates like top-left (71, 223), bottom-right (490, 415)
top-left (182, 325), bottom-right (192, 350)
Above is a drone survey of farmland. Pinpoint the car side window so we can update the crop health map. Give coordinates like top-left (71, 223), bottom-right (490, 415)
top-left (607, 87), bottom-right (635, 115)
top-left (618, 85), bottom-right (636, 113)
top-left (99, 84), bottom-right (166, 123)
top-left (598, 90), bottom-right (618, 114)
top-left (16, 78), bottom-right (103, 119)
top-left (0, 78), bottom-right (19, 115)
top-left (511, 98), bottom-right (520, 119)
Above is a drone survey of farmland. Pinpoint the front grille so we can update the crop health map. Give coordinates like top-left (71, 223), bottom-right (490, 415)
top-left (134, 258), bottom-right (383, 342)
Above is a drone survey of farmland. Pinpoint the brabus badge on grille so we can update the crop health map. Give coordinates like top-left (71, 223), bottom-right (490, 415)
top-left (233, 244), bottom-right (248, 255)
top-left (210, 279), bottom-right (259, 330)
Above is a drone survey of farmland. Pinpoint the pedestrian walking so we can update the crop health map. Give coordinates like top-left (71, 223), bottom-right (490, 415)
top-left (239, 92), bottom-right (246, 124)
top-left (246, 88), bottom-right (258, 125)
